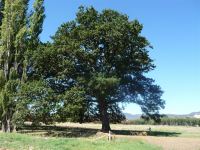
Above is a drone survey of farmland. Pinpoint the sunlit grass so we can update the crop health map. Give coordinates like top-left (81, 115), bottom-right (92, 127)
top-left (0, 133), bottom-right (160, 150)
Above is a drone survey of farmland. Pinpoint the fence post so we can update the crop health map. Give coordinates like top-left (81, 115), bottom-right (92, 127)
top-left (108, 130), bottom-right (112, 141)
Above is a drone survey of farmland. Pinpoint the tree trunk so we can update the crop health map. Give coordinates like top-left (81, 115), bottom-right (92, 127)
top-left (1, 114), bottom-right (12, 133)
top-left (12, 124), bottom-right (16, 132)
top-left (6, 119), bottom-right (11, 132)
top-left (99, 99), bottom-right (110, 133)
top-left (2, 119), bottom-right (7, 132)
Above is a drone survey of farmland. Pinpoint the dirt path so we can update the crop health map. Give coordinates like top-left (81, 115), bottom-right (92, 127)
top-left (117, 135), bottom-right (200, 150)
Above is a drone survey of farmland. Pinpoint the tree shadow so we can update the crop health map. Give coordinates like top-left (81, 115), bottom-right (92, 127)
top-left (18, 125), bottom-right (99, 138)
top-left (112, 130), bottom-right (181, 137)
top-left (17, 125), bottom-right (181, 138)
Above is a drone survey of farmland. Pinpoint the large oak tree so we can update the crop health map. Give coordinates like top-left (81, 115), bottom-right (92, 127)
top-left (45, 6), bottom-right (165, 132)
top-left (0, 3), bottom-right (165, 133)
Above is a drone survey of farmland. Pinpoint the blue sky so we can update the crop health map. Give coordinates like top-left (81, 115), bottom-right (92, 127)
top-left (30, 0), bottom-right (200, 114)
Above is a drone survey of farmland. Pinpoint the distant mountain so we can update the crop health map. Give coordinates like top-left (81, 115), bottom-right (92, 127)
top-left (188, 111), bottom-right (200, 117)
top-left (124, 113), bottom-right (141, 120)
top-left (166, 111), bottom-right (200, 118)
top-left (124, 111), bottom-right (200, 120)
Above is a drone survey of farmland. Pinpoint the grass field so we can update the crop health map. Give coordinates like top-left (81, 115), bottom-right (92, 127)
top-left (0, 123), bottom-right (200, 150)
top-left (0, 133), bottom-right (160, 150)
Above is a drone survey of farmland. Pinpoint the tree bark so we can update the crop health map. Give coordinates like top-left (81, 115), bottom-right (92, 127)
top-left (1, 113), bottom-right (12, 133)
top-left (6, 118), bottom-right (11, 132)
top-left (99, 99), bottom-right (110, 133)
top-left (1, 119), bottom-right (7, 132)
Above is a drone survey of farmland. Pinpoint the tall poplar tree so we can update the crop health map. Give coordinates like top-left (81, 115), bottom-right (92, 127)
top-left (0, 0), bottom-right (28, 132)
top-left (12, 0), bottom-right (45, 128)
top-left (29, 0), bottom-right (45, 49)
top-left (0, 0), bottom-right (4, 27)
top-left (0, 0), bottom-right (45, 132)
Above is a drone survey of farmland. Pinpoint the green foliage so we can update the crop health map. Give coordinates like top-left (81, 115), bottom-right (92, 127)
top-left (9, 67), bottom-right (19, 80)
top-left (32, 44), bottom-right (74, 78)
top-left (29, 0), bottom-right (45, 48)
top-left (16, 80), bottom-right (59, 125)
top-left (108, 104), bottom-right (126, 123)
top-left (0, 0), bottom-right (4, 30)
top-left (58, 86), bottom-right (87, 123)
top-left (0, 69), bottom-right (6, 89)
top-left (88, 74), bottom-right (120, 97)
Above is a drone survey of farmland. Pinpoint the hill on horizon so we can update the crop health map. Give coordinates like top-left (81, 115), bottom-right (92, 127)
top-left (124, 111), bottom-right (200, 120)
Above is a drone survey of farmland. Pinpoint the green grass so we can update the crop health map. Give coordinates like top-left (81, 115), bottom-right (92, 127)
top-left (0, 133), bottom-right (160, 150)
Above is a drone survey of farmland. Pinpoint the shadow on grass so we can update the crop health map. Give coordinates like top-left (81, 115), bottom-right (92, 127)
top-left (18, 125), bottom-right (99, 138)
top-left (17, 125), bottom-right (181, 138)
top-left (112, 130), bottom-right (181, 137)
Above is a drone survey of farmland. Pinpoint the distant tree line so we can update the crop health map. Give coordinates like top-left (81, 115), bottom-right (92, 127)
top-left (125, 117), bottom-right (200, 126)
top-left (0, 0), bottom-right (165, 133)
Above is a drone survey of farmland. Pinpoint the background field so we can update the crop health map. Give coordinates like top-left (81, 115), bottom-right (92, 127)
top-left (1, 123), bottom-right (200, 150)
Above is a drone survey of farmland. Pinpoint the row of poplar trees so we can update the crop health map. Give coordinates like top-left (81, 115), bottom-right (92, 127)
top-left (0, 0), bottom-right (44, 132)
top-left (0, 0), bottom-right (165, 133)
